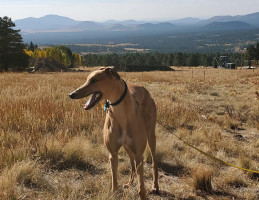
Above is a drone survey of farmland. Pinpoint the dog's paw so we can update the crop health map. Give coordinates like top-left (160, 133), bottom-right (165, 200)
top-left (123, 184), bottom-right (130, 189)
top-left (150, 187), bottom-right (160, 194)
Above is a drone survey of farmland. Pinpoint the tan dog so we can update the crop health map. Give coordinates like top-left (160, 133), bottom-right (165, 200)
top-left (69, 67), bottom-right (159, 199)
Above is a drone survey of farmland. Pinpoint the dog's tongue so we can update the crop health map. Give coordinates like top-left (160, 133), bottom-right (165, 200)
top-left (84, 93), bottom-right (96, 109)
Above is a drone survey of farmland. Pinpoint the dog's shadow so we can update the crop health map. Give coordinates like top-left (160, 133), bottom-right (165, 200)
top-left (147, 162), bottom-right (190, 199)
top-left (149, 190), bottom-right (175, 199)
top-left (149, 190), bottom-right (197, 200)
top-left (149, 188), bottom-right (236, 200)
top-left (158, 161), bottom-right (189, 177)
top-left (56, 160), bottom-right (105, 175)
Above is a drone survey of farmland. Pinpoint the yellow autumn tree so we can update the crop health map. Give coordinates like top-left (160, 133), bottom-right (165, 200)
top-left (24, 45), bottom-right (79, 67)
top-left (72, 52), bottom-right (82, 66)
top-left (46, 47), bottom-right (62, 64)
top-left (24, 49), bottom-right (33, 57)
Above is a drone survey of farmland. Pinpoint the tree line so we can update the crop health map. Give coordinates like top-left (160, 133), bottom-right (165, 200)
top-left (82, 52), bottom-right (247, 67)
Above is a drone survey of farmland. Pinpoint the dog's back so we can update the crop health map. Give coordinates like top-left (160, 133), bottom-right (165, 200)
top-left (128, 84), bottom-right (157, 137)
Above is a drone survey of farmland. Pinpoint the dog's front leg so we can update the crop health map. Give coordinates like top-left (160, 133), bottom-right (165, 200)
top-left (109, 153), bottom-right (118, 192)
top-left (135, 156), bottom-right (146, 200)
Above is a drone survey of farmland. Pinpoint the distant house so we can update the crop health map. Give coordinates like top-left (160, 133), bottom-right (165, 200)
top-left (217, 56), bottom-right (236, 69)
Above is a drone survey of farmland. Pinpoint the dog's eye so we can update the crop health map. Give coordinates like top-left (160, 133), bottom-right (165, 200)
top-left (90, 79), bottom-right (98, 84)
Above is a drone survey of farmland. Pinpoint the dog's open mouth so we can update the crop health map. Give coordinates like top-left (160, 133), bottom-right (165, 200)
top-left (84, 92), bottom-right (102, 110)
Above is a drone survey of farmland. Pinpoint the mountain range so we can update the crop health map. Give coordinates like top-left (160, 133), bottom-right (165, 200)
top-left (13, 12), bottom-right (259, 53)
top-left (15, 12), bottom-right (259, 33)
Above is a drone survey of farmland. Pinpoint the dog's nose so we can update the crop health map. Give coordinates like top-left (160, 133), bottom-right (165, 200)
top-left (69, 93), bottom-right (76, 99)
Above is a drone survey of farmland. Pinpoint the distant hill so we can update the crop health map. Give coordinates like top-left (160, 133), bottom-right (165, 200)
top-left (73, 21), bottom-right (104, 30)
top-left (15, 15), bottom-right (80, 31)
top-left (171, 17), bottom-right (202, 24)
top-left (201, 12), bottom-right (259, 27)
top-left (107, 24), bottom-right (130, 31)
top-left (137, 22), bottom-right (176, 32)
top-left (203, 21), bottom-right (254, 31)
top-left (203, 15), bottom-right (236, 24)
top-left (104, 20), bottom-right (145, 26)
top-left (238, 12), bottom-right (259, 26)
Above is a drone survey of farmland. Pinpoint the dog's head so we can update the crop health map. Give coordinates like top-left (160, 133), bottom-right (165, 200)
top-left (69, 67), bottom-right (121, 110)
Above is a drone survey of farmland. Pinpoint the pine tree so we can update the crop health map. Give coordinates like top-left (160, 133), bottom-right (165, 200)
top-left (173, 53), bottom-right (184, 66)
top-left (246, 45), bottom-right (256, 61)
top-left (256, 43), bottom-right (259, 63)
top-left (0, 16), bottom-right (29, 71)
top-left (28, 41), bottom-right (36, 51)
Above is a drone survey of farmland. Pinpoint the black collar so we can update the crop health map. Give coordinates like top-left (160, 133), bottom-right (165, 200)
top-left (105, 79), bottom-right (128, 110)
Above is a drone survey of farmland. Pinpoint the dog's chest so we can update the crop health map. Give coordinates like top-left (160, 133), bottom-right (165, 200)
top-left (118, 130), bottom-right (132, 146)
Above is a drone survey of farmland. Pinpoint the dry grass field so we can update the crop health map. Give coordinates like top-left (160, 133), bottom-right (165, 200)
top-left (0, 67), bottom-right (258, 200)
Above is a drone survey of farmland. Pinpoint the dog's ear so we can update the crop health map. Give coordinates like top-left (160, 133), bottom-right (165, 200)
top-left (105, 67), bottom-right (120, 79)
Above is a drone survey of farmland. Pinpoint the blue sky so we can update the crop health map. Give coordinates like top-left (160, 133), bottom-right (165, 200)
top-left (1, 0), bottom-right (259, 21)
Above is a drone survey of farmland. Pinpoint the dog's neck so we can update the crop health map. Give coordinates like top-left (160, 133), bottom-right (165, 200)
top-left (105, 79), bottom-right (133, 121)
top-left (105, 79), bottom-right (127, 109)
top-left (105, 79), bottom-right (127, 106)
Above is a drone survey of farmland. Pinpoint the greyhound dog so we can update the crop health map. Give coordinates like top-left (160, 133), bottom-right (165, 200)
top-left (69, 67), bottom-right (159, 199)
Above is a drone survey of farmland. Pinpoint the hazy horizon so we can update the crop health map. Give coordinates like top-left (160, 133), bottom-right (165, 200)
top-left (1, 0), bottom-right (259, 21)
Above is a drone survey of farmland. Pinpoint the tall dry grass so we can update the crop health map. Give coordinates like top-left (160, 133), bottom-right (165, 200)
top-left (0, 67), bottom-right (258, 199)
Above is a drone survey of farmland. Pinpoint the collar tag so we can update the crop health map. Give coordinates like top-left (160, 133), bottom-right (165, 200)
top-left (103, 101), bottom-right (110, 111)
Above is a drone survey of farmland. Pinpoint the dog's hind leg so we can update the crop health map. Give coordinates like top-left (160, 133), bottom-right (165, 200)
top-left (147, 131), bottom-right (159, 193)
top-left (123, 147), bottom-right (136, 188)
top-left (135, 155), bottom-right (147, 200)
